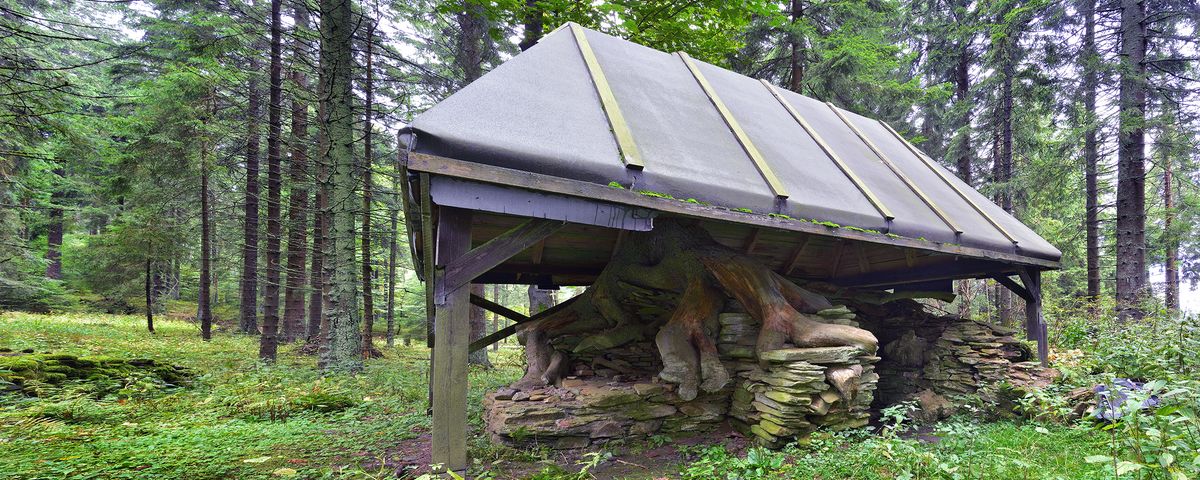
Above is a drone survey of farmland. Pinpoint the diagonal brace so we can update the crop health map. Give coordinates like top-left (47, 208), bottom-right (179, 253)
top-left (469, 294), bottom-right (581, 353)
top-left (436, 218), bottom-right (565, 304)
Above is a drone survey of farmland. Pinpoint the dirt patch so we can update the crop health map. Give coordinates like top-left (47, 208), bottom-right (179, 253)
top-left (363, 423), bottom-right (752, 479)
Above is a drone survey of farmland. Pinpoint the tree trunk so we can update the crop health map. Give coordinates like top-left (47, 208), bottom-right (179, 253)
top-left (1082, 0), bottom-right (1101, 308)
top-left (788, 0), bottom-right (805, 94)
top-left (455, 3), bottom-right (485, 84)
top-left (240, 48), bottom-right (263, 336)
top-left (199, 102), bottom-right (214, 341)
top-left (45, 165), bottom-right (64, 279)
top-left (491, 283), bottom-right (500, 351)
top-left (145, 258), bottom-right (155, 334)
top-left (517, 0), bottom-right (543, 52)
top-left (515, 220), bottom-right (877, 401)
top-left (1116, 0), bottom-right (1147, 321)
top-left (1163, 151), bottom-right (1179, 312)
top-left (361, 19), bottom-right (379, 359)
top-left (992, 23), bottom-right (1015, 326)
top-left (469, 284), bottom-right (492, 367)
top-left (385, 169), bottom-right (398, 348)
top-left (259, 0), bottom-right (284, 362)
top-left (282, 1), bottom-right (311, 343)
top-left (952, 25), bottom-right (972, 319)
top-left (318, 0), bottom-right (362, 373)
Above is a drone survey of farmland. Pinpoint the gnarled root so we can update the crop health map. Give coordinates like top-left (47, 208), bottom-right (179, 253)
top-left (700, 250), bottom-right (878, 359)
top-left (654, 278), bottom-right (730, 400)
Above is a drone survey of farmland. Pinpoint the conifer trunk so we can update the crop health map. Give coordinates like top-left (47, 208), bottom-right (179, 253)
top-left (788, 0), bottom-right (805, 93)
top-left (517, 0), bottom-right (542, 51)
top-left (1082, 0), bottom-right (1101, 307)
top-left (199, 98), bottom-right (214, 341)
top-left (45, 165), bottom-right (64, 279)
top-left (260, 0), bottom-right (284, 361)
top-left (240, 44), bottom-right (263, 336)
top-left (1163, 152), bottom-right (1179, 312)
top-left (318, 0), bottom-right (362, 372)
top-left (469, 284), bottom-right (491, 367)
top-left (361, 19), bottom-right (378, 358)
top-left (282, 2), bottom-right (311, 343)
top-left (1116, 0), bottom-right (1147, 321)
top-left (145, 258), bottom-right (155, 334)
top-left (385, 169), bottom-right (398, 348)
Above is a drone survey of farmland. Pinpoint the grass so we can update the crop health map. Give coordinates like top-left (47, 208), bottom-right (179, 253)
top-left (1, 311), bottom-right (1123, 479)
top-left (0, 311), bottom-right (522, 479)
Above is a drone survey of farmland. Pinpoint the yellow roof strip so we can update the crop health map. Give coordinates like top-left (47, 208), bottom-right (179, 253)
top-left (678, 52), bottom-right (789, 199)
top-left (568, 23), bottom-right (644, 169)
top-left (877, 120), bottom-right (1020, 245)
top-left (826, 103), bottom-right (962, 235)
top-left (760, 80), bottom-right (892, 220)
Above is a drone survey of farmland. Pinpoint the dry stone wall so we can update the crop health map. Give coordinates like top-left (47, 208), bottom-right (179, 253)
top-left (484, 289), bottom-right (1053, 449)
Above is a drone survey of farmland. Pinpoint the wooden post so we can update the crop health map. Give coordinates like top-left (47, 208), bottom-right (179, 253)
top-left (431, 207), bottom-right (472, 473)
top-left (1018, 269), bottom-right (1048, 367)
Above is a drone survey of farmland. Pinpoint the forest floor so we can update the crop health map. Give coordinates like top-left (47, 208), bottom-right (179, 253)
top-left (0, 310), bottom-right (1115, 479)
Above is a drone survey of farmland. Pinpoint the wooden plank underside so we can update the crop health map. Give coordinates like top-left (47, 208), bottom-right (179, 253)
top-left (406, 153), bottom-right (1060, 270)
top-left (429, 176), bottom-right (654, 231)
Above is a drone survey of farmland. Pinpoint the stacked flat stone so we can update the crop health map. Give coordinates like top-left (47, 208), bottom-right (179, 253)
top-left (718, 312), bottom-right (879, 446)
top-left (922, 320), bottom-right (1029, 395)
top-left (484, 376), bottom-right (729, 449)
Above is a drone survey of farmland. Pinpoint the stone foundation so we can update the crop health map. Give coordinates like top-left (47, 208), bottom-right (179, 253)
top-left (485, 289), bottom-right (1054, 449)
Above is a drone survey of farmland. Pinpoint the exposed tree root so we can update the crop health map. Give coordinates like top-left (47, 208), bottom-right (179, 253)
top-left (513, 220), bottom-right (879, 395)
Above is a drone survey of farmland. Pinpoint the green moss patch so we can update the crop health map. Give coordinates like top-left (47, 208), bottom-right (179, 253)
top-left (0, 352), bottom-right (192, 399)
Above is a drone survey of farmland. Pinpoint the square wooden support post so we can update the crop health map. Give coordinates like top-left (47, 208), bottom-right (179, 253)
top-left (431, 207), bottom-right (472, 473)
top-left (1019, 269), bottom-right (1049, 367)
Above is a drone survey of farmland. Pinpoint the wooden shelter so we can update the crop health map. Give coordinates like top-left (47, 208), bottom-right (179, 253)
top-left (398, 24), bottom-right (1061, 473)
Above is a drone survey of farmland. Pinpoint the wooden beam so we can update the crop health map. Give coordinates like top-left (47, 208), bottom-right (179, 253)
top-left (469, 294), bottom-right (582, 353)
top-left (611, 229), bottom-right (628, 260)
top-left (405, 153), bottom-right (1061, 270)
top-left (991, 274), bottom-right (1033, 302)
top-left (1018, 268), bottom-right (1049, 366)
top-left (855, 243), bottom-right (871, 274)
top-left (680, 52), bottom-right (788, 199)
top-left (431, 207), bottom-right (472, 473)
top-left (904, 248), bottom-right (917, 268)
top-left (742, 228), bottom-right (762, 254)
top-left (438, 219), bottom-right (565, 302)
top-left (829, 241), bottom-right (846, 277)
top-left (830, 259), bottom-right (1017, 288)
top-left (530, 239), bottom-right (546, 266)
top-left (783, 236), bottom-right (813, 275)
top-left (469, 294), bottom-right (528, 323)
top-left (420, 173), bottom-right (435, 347)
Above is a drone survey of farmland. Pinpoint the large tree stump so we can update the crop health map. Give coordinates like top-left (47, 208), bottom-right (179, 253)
top-left (514, 220), bottom-right (878, 400)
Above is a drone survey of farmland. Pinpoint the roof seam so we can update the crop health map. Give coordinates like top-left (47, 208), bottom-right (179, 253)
top-left (568, 23), bottom-right (644, 170)
top-left (877, 120), bottom-right (1020, 246)
top-left (759, 80), bottom-right (894, 223)
top-left (826, 103), bottom-right (964, 236)
top-left (677, 52), bottom-right (789, 199)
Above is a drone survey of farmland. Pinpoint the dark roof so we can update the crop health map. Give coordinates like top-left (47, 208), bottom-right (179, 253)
top-left (402, 24), bottom-right (1060, 263)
